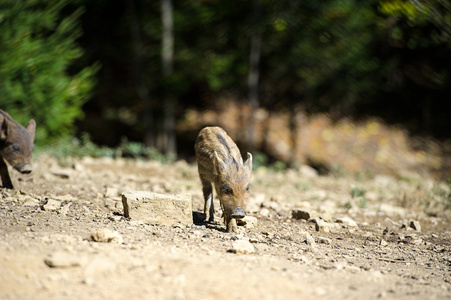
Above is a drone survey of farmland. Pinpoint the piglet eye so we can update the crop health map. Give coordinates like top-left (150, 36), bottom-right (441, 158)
top-left (12, 145), bottom-right (21, 152)
top-left (222, 183), bottom-right (233, 195)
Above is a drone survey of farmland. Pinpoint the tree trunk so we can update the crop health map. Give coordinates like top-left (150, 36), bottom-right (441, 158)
top-left (127, 0), bottom-right (154, 147)
top-left (161, 0), bottom-right (176, 155)
top-left (247, 0), bottom-right (262, 152)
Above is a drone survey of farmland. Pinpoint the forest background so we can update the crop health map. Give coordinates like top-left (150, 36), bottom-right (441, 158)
top-left (1, 0), bottom-right (450, 179)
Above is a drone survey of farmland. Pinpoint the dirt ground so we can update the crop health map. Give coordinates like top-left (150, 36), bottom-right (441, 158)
top-left (0, 155), bottom-right (450, 300)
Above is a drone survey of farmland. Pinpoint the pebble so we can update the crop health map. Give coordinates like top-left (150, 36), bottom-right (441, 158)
top-left (50, 168), bottom-right (72, 179)
top-left (409, 220), bottom-right (421, 232)
top-left (237, 216), bottom-right (258, 228)
top-left (299, 165), bottom-right (319, 178)
top-left (318, 237), bottom-right (331, 244)
top-left (260, 208), bottom-right (270, 217)
top-left (292, 208), bottom-right (317, 220)
top-left (301, 231), bottom-right (315, 246)
top-left (230, 239), bottom-right (255, 254)
top-left (42, 199), bottom-right (61, 212)
top-left (313, 218), bottom-right (331, 233)
top-left (90, 228), bottom-right (124, 243)
top-left (336, 217), bottom-right (358, 227)
top-left (23, 201), bottom-right (40, 207)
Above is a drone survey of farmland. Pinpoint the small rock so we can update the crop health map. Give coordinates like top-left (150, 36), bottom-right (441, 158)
top-left (230, 239), bottom-right (255, 254)
top-left (313, 218), bottom-right (331, 233)
top-left (50, 168), bottom-right (72, 179)
top-left (321, 212), bottom-right (332, 222)
top-left (336, 217), bottom-right (358, 227)
top-left (301, 232), bottom-right (315, 246)
top-left (90, 228), bottom-right (123, 244)
top-left (299, 165), bottom-right (318, 178)
top-left (318, 237), bottom-right (331, 244)
top-left (292, 208), bottom-right (317, 220)
top-left (409, 220), bottom-right (421, 232)
top-left (260, 208), bottom-right (270, 217)
top-left (42, 199), bottom-right (61, 212)
top-left (44, 251), bottom-right (83, 268)
top-left (108, 215), bottom-right (122, 222)
top-left (23, 201), bottom-right (39, 207)
top-left (236, 216), bottom-right (258, 228)
top-left (380, 239), bottom-right (388, 246)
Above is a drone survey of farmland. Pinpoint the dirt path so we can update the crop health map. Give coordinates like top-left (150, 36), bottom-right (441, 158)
top-left (0, 155), bottom-right (450, 299)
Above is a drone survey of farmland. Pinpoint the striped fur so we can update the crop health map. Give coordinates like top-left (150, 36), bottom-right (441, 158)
top-left (195, 126), bottom-right (252, 232)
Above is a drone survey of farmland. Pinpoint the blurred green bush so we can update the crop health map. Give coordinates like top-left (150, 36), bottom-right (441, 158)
top-left (0, 0), bottom-right (98, 146)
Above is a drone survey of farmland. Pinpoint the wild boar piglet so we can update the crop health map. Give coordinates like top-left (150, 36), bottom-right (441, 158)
top-left (0, 109), bottom-right (36, 189)
top-left (195, 126), bottom-right (252, 232)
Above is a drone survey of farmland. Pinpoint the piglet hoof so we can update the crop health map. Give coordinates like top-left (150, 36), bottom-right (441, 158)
top-left (226, 218), bottom-right (238, 233)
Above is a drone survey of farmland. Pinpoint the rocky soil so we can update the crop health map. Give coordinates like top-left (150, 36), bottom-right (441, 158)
top-left (0, 155), bottom-right (450, 300)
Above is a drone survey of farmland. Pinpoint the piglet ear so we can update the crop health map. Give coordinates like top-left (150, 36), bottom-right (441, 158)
top-left (26, 119), bottom-right (36, 142)
top-left (0, 114), bottom-right (8, 141)
top-left (244, 152), bottom-right (253, 171)
top-left (213, 151), bottom-right (225, 175)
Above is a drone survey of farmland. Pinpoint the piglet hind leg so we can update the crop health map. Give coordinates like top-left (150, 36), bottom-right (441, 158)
top-left (0, 157), bottom-right (13, 189)
top-left (201, 178), bottom-right (215, 223)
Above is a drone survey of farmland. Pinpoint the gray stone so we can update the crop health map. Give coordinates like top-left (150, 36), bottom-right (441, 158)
top-left (122, 191), bottom-right (192, 227)
top-left (231, 239), bottom-right (255, 254)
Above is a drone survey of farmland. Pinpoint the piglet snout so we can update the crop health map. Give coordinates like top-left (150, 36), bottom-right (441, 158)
top-left (231, 207), bottom-right (245, 219)
top-left (20, 164), bottom-right (32, 174)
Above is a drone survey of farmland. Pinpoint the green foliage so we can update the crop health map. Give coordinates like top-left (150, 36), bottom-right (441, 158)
top-left (41, 133), bottom-right (116, 160)
top-left (117, 138), bottom-right (176, 164)
top-left (252, 152), bottom-right (269, 170)
top-left (40, 134), bottom-right (176, 164)
top-left (351, 187), bottom-right (367, 198)
top-left (0, 0), bottom-right (98, 145)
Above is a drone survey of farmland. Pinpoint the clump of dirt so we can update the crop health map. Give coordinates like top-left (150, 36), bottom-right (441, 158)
top-left (0, 155), bottom-right (450, 299)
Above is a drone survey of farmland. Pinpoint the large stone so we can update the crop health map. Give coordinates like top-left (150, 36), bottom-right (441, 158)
top-left (122, 191), bottom-right (192, 227)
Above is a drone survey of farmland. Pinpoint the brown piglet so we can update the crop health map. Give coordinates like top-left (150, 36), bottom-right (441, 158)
top-left (195, 126), bottom-right (252, 232)
top-left (0, 109), bottom-right (36, 189)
